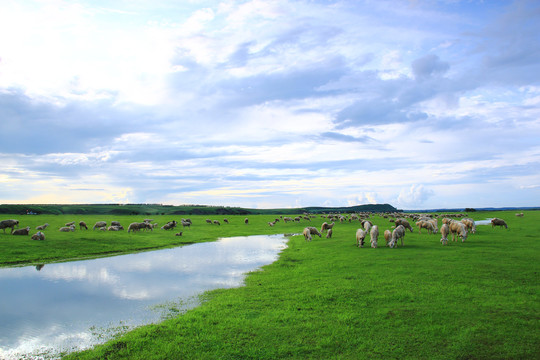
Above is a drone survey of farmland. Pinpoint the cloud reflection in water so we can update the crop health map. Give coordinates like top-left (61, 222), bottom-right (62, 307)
top-left (0, 234), bottom-right (288, 359)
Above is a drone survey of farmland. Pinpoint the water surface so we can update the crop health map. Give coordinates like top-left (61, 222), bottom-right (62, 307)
top-left (0, 234), bottom-right (288, 359)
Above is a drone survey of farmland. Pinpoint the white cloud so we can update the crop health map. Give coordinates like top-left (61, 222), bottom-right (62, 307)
top-left (0, 0), bottom-right (539, 209)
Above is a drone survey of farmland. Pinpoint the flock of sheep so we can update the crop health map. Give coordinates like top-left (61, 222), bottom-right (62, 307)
top-left (300, 213), bottom-right (511, 248)
top-left (0, 214), bottom-right (511, 248)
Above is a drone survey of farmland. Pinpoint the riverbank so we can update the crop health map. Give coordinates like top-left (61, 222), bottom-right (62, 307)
top-left (56, 210), bottom-right (539, 359)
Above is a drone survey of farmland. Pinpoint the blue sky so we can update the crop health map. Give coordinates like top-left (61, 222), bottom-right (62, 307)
top-left (0, 0), bottom-right (539, 210)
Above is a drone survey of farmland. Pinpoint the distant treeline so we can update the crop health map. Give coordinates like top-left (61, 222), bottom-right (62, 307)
top-left (0, 203), bottom-right (399, 216)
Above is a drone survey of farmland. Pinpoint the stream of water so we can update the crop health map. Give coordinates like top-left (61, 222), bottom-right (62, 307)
top-left (0, 234), bottom-right (288, 359)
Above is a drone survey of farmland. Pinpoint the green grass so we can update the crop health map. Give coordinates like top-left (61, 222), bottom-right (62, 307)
top-left (1, 211), bottom-right (539, 359)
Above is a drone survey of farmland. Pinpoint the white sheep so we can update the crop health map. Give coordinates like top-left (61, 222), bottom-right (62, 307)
top-left (389, 225), bottom-right (406, 248)
top-left (416, 220), bottom-right (436, 234)
top-left (384, 229), bottom-right (392, 246)
top-left (440, 224), bottom-right (449, 245)
top-left (92, 221), bottom-right (107, 230)
top-left (326, 228), bottom-right (333, 239)
top-left (59, 226), bottom-right (75, 232)
top-left (449, 221), bottom-right (468, 242)
top-left (303, 227), bottom-right (313, 241)
top-left (395, 218), bottom-right (413, 232)
top-left (36, 223), bottom-right (49, 230)
top-left (356, 229), bottom-right (367, 247)
top-left (461, 218), bottom-right (476, 234)
top-left (370, 225), bottom-right (379, 248)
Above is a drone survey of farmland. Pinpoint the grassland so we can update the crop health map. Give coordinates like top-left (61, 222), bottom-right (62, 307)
top-left (1, 211), bottom-right (538, 359)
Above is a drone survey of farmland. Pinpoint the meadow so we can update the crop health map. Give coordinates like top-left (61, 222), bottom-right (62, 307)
top-left (0, 211), bottom-right (538, 359)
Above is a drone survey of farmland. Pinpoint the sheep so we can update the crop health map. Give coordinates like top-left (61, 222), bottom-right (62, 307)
top-left (36, 223), bottom-right (49, 230)
top-left (384, 229), bottom-right (392, 246)
top-left (416, 220), bottom-right (436, 234)
top-left (326, 228), bottom-right (333, 239)
top-left (111, 221), bottom-right (122, 227)
top-left (206, 219), bottom-right (212, 224)
top-left (449, 221), bottom-right (468, 242)
top-left (128, 222), bottom-right (146, 233)
top-left (303, 227), bottom-right (313, 241)
top-left (370, 225), bottom-right (379, 248)
top-left (440, 224), bottom-right (449, 245)
top-left (79, 221), bottom-right (88, 230)
top-left (268, 221), bottom-right (276, 227)
top-left (65, 221), bottom-right (75, 227)
top-left (244, 218), bottom-right (249, 224)
top-left (31, 231), bottom-right (46, 241)
top-left (389, 225), bottom-right (406, 248)
top-left (175, 232), bottom-right (183, 236)
top-left (428, 219), bottom-right (438, 233)
top-left (515, 212), bottom-right (524, 217)
top-left (107, 225), bottom-right (124, 231)
top-left (223, 218), bottom-right (229, 224)
top-left (461, 218), bottom-right (476, 234)
top-left (59, 226), bottom-right (75, 232)
top-left (213, 220), bottom-right (221, 226)
top-left (0, 219), bottom-right (19, 233)
top-left (283, 217), bottom-right (293, 223)
top-left (320, 222), bottom-right (335, 233)
top-left (491, 218), bottom-right (508, 229)
top-left (12, 226), bottom-right (31, 235)
top-left (362, 220), bottom-right (373, 233)
top-left (356, 229), bottom-right (367, 247)
top-left (181, 220), bottom-right (191, 229)
top-left (306, 227), bottom-right (322, 238)
top-left (92, 221), bottom-right (107, 230)
top-left (394, 219), bottom-right (413, 232)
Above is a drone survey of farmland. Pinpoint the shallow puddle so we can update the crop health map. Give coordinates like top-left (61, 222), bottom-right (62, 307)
top-left (0, 234), bottom-right (288, 359)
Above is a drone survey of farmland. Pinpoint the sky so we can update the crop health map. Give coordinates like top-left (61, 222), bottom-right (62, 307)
top-left (0, 0), bottom-right (539, 210)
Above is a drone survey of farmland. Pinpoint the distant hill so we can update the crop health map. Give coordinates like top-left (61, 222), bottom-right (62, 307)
top-left (0, 203), bottom-right (399, 216)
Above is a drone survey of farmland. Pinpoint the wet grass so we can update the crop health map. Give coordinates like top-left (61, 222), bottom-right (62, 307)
top-left (1, 211), bottom-right (539, 359)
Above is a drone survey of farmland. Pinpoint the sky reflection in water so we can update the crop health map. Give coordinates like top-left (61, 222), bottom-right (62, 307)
top-left (0, 234), bottom-right (288, 359)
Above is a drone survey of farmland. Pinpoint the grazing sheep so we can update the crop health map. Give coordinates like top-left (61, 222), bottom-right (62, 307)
top-left (428, 219), bottom-right (438, 233)
top-left (268, 221), bottom-right (276, 227)
top-left (383, 229), bottom-right (392, 246)
top-left (303, 227), bottom-right (313, 241)
top-left (356, 229), bottom-right (367, 247)
top-left (326, 228), bottom-right (333, 239)
top-left (111, 221), bottom-right (122, 227)
top-left (36, 223), bottom-right (49, 230)
top-left (128, 222), bottom-right (145, 233)
top-left (283, 217), bottom-right (293, 223)
top-left (92, 221), bottom-right (107, 230)
top-left (491, 218), bottom-right (508, 229)
top-left (320, 222), bottom-right (335, 233)
top-left (213, 220), bottom-right (221, 226)
top-left (206, 219), bottom-right (212, 224)
top-left (440, 224), bottom-right (449, 245)
top-left (31, 231), bottom-right (46, 241)
top-left (389, 225), bottom-right (406, 248)
top-left (449, 221), bottom-right (468, 242)
top-left (58, 226), bottom-right (73, 232)
top-left (362, 220), bottom-right (373, 233)
top-left (244, 218), bottom-right (249, 224)
top-left (65, 221), bottom-right (75, 227)
top-left (223, 218), bottom-right (229, 224)
top-left (306, 227), bottom-right (322, 238)
top-left (0, 219), bottom-right (19, 233)
top-left (79, 221), bottom-right (88, 230)
top-left (12, 226), bottom-right (31, 235)
top-left (515, 212), bottom-right (524, 217)
top-left (175, 232), bottom-right (183, 236)
top-left (416, 220), bottom-right (436, 234)
top-left (394, 219), bottom-right (413, 232)
top-left (461, 218), bottom-right (476, 234)
top-left (370, 225), bottom-right (379, 248)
